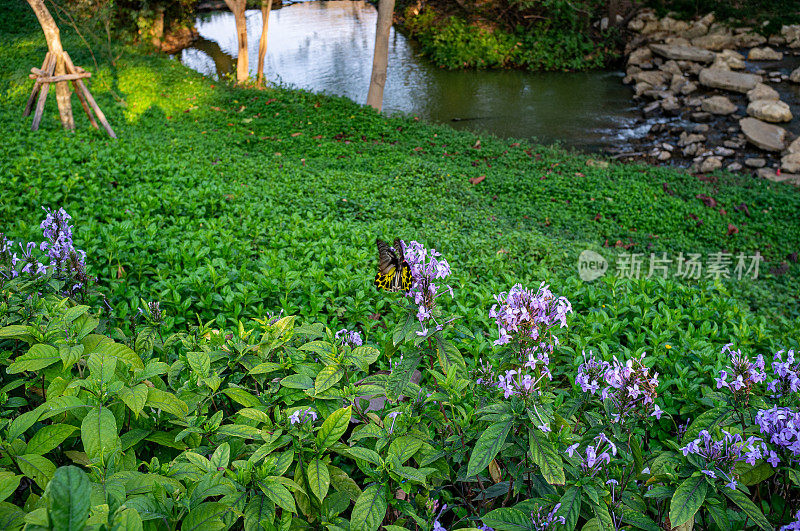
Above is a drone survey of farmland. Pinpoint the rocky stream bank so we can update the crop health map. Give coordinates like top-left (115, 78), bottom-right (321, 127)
top-left (619, 10), bottom-right (800, 186)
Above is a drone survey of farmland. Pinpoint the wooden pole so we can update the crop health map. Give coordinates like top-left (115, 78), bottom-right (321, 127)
top-left (31, 54), bottom-right (57, 131)
top-left (256, 0), bottom-right (273, 87)
top-left (24, 52), bottom-right (51, 117)
top-left (63, 52), bottom-right (116, 138)
top-left (366, 0), bottom-right (396, 111)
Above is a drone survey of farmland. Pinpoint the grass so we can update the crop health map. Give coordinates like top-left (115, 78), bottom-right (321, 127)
top-left (1, 0), bottom-right (799, 359)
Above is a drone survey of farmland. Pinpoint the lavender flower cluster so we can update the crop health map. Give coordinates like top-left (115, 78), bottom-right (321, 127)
top-left (489, 282), bottom-right (571, 349)
top-left (755, 406), bottom-right (800, 463)
top-left (575, 352), bottom-right (663, 423)
top-left (768, 349), bottom-right (800, 397)
top-left (680, 430), bottom-right (767, 489)
top-left (401, 240), bottom-right (453, 336)
top-left (1, 208), bottom-right (89, 295)
top-left (530, 503), bottom-right (565, 530)
top-left (715, 343), bottom-right (766, 404)
top-left (566, 433), bottom-right (617, 477)
top-left (335, 328), bottom-right (363, 348)
top-left (781, 510), bottom-right (800, 531)
top-left (288, 408), bottom-right (317, 425)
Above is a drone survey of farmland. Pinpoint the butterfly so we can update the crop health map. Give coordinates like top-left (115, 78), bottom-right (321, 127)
top-left (374, 238), bottom-right (413, 292)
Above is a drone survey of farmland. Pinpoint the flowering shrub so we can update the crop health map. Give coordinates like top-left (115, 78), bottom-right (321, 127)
top-left (0, 214), bottom-right (797, 530)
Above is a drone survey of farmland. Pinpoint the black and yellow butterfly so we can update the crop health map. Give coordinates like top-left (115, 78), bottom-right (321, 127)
top-left (374, 238), bottom-right (413, 292)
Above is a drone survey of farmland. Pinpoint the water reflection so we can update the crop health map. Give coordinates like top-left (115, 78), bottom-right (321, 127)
top-left (181, 1), bottom-right (641, 151)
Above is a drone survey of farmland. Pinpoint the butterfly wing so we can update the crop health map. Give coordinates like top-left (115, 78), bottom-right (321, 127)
top-left (375, 238), bottom-right (411, 292)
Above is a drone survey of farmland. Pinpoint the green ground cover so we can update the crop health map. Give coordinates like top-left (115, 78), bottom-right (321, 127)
top-left (1, 2), bottom-right (800, 527)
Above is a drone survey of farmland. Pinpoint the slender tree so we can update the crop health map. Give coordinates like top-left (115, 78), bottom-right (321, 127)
top-left (366, 0), bottom-right (395, 111)
top-left (223, 0), bottom-right (249, 83)
top-left (26, 0), bottom-right (74, 129)
top-left (256, 0), bottom-right (273, 87)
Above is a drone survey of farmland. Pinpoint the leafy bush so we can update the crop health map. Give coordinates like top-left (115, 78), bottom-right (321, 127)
top-left (0, 220), bottom-right (799, 529)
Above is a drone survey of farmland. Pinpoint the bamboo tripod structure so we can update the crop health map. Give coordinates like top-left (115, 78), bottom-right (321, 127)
top-left (24, 51), bottom-right (116, 138)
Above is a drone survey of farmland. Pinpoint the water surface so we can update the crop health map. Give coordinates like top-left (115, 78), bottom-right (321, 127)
top-left (180, 1), bottom-right (644, 151)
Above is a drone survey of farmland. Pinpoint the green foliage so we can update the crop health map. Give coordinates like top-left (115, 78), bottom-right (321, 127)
top-left (403, 9), bottom-right (614, 71)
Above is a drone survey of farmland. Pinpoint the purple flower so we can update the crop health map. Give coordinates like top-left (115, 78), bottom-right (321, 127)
top-left (335, 328), bottom-right (363, 348)
top-left (399, 240), bottom-right (454, 334)
top-left (680, 430), bottom-right (763, 488)
top-left (489, 283), bottom-right (571, 349)
top-left (755, 406), bottom-right (800, 464)
top-left (530, 503), bottom-right (565, 530)
top-left (288, 408), bottom-right (317, 425)
top-left (780, 509), bottom-right (800, 531)
top-left (567, 433), bottom-right (616, 477)
top-left (715, 344), bottom-right (767, 405)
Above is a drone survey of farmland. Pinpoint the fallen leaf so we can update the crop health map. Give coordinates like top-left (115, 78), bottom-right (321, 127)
top-left (727, 223), bottom-right (739, 236)
top-left (469, 175), bottom-right (486, 185)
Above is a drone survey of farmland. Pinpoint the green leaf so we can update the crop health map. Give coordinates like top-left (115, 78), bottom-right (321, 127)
top-left (249, 362), bottom-right (282, 375)
top-left (735, 460), bottom-right (775, 486)
top-left (435, 337), bottom-right (466, 374)
top-left (210, 443), bottom-right (230, 470)
top-left (555, 486), bottom-right (581, 531)
top-left (307, 458), bottom-right (330, 503)
top-left (222, 387), bottom-right (263, 408)
top-left (328, 465), bottom-right (361, 502)
top-left (87, 351), bottom-right (118, 388)
top-left (481, 508), bottom-right (532, 531)
top-left (81, 407), bottom-right (121, 463)
top-left (347, 346), bottom-right (381, 370)
top-left (316, 406), bottom-right (352, 451)
top-left (187, 351), bottom-right (211, 378)
top-left (346, 446), bottom-right (381, 466)
top-left (682, 407), bottom-right (733, 444)
top-left (181, 501), bottom-right (228, 531)
top-left (467, 420), bottom-right (512, 478)
top-left (388, 436), bottom-right (423, 465)
top-left (244, 495), bottom-right (275, 531)
top-left (299, 341), bottom-right (335, 363)
top-left (0, 325), bottom-right (31, 339)
top-left (118, 384), bottom-right (149, 418)
top-left (258, 478), bottom-right (296, 513)
top-left (8, 406), bottom-right (43, 441)
top-left (669, 474), bottom-right (708, 527)
top-left (0, 473), bottom-right (21, 503)
top-left (63, 305), bottom-right (90, 323)
top-left (16, 454), bottom-right (56, 490)
top-left (58, 344), bottom-right (84, 370)
top-left (392, 312), bottom-right (416, 346)
top-left (26, 424), bottom-right (78, 456)
top-left (351, 484), bottom-right (387, 531)
top-left (528, 429), bottom-right (565, 485)
top-left (315, 365), bottom-right (343, 394)
top-left (8, 344), bottom-right (59, 373)
top-left (217, 424), bottom-right (262, 439)
top-left (386, 354), bottom-right (420, 401)
top-left (110, 507), bottom-right (143, 531)
top-left (279, 374), bottom-right (314, 390)
top-left (146, 388), bottom-right (189, 417)
top-left (146, 431), bottom-right (187, 450)
top-left (39, 396), bottom-right (87, 420)
top-left (723, 488), bottom-right (772, 531)
top-left (47, 466), bottom-right (90, 531)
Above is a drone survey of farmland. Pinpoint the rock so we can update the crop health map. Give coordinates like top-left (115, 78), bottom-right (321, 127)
top-left (659, 60), bottom-right (683, 76)
top-left (724, 139), bottom-right (744, 149)
top-left (643, 101), bottom-right (660, 117)
top-left (790, 67), bottom-right (800, 83)
top-left (686, 97), bottom-right (703, 107)
top-left (634, 82), bottom-right (653, 97)
top-left (701, 95), bottom-right (737, 115)
top-left (782, 152), bottom-right (800, 173)
top-left (665, 37), bottom-right (692, 47)
top-left (788, 137), bottom-right (800, 154)
top-left (692, 33), bottom-right (735, 51)
top-left (747, 100), bottom-right (793, 123)
top-left (727, 162), bottom-right (743, 171)
top-left (691, 111), bottom-right (712, 122)
top-left (629, 18), bottom-right (645, 31)
top-left (632, 70), bottom-right (668, 87)
top-left (683, 144), bottom-right (700, 157)
top-left (669, 74), bottom-right (687, 93)
top-left (747, 83), bottom-right (780, 102)
top-left (662, 143), bottom-right (675, 151)
top-left (740, 117), bottom-right (787, 151)
top-left (714, 146), bottom-right (735, 157)
top-left (715, 49), bottom-right (745, 69)
top-left (678, 131), bottom-right (706, 146)
top-left (782, 24), bottom-right (800, 48)
top-left (769, 34), bottom-right (786, 46)
top-left (661, 98), bottom-right (681, 115)
top-left (691, 124), bottom-right (710, 133)
top-left (628, 47), bottom-right (653, 66)
top-left (700, 157), bottom-right (723, 173)
top-left (736, 32), bottom-right (767, 47)
top-left (683, 22), bottom-right (708, 40)
top-left (649, 44), bottom-right (715, 63)
top-left (745, 158), bottom-right (766, 168)
top-left (747, 47), bottom-right (783, 61)
top-left (657, 150), bottom-right (672, 161)
top-left (678, 60), bottom-right (703, 75)
top-left (698, 68), bottom-right (761, 93)
top-left (681, 81), bottom-right (698, 95)
top-left (756, 167), bottom-right (800, 186)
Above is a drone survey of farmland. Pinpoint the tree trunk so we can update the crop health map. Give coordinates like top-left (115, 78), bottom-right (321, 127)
top-left (25, 0), bottom-right (74, 129)
top-left (366, 0), bottom-right (395, 111)
top-left (224, 0), bottom-right (249, 84)
top-left (256, 0), bottom-right (273, 87)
